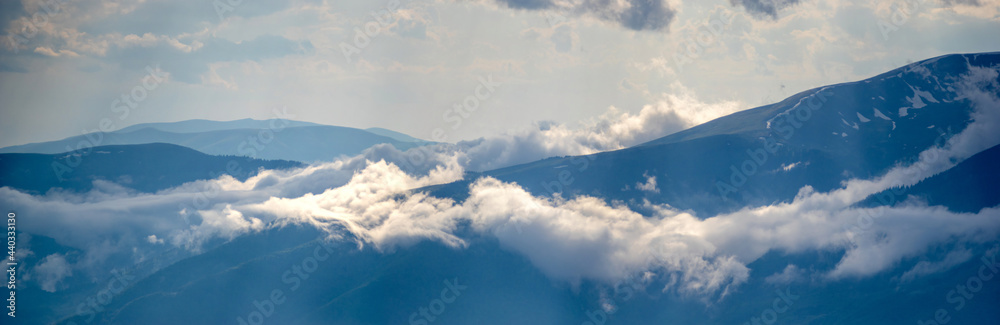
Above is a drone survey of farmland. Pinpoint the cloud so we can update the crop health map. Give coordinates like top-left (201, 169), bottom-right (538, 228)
top-left (0, 0), bottom-right (25, 32)
top-left (765, 264), bottom-right (805, 285)
top-left (496, 0), bottom-right (555, 10)
top-left (322, 89), bottom-right (727, 173)
top-left (0, 156), bottom-right (400, 279)
top-left (940, 0), bottom-right (984, 6)
top-left (550, 25), bottom-right (572, 52)
top-left (897, 247), bottom-right (973, 283)
top-left (238, 154), bottom-right (999, 295)
top-left (450, 89), bottom-right (738, 171)
top-left (636, 172), bottom-right (659, 193)
top-left (72, 0), bottom-right (312, 36)
top-left (34, 253), bottom-right (73, 292)
top-left (0, 0), bottom-right (310, 84)
top-left (491, 0), bottom-right (678, 31)
top-left (170, 205), bottom-right (266, 251)
top-left (244, 169), bottom-right (750, 296)
top-left (32, 46), bottom-right (78, 57)
top-left (146, 234), bottom-right (164, 244)
top-left (106, 34), bottom-right (312, 83)
top-left (728, 0), bottom-right (802, 19)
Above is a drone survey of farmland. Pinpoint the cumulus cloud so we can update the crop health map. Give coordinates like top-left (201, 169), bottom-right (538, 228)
top-left (238, 155), bottom-right (999, 295)
top-left (245, 171), bottom-right (750, 296)
top-left (34, 253), bottom-right (73, 292)
top-left (491, 0), bottom-right (677, 31)
top-left (636, 172), bottom-right (659, 193)
top-left (0, 0), bottom-right (310, 84)
top-left (450, 89), bottom-right (740, 171)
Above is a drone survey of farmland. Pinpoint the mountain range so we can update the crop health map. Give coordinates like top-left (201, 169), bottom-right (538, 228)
top-left (4, 52), bottom-right (999, 325)
top-left (428, 52), bottom-right (993, 218)
top-left (0, 119), bottom-right (433, 163)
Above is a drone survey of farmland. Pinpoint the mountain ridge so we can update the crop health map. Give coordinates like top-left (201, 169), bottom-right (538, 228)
top-left (425, 52), bottom-right (997, 218)
top-left (0, 123), bottom-right (432, 163)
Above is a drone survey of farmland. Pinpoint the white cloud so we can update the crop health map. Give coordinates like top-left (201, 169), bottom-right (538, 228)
top-left (765, 264), bottom-right (806, 285)
top-left (636, 172), bottom-right (660, 193)
top-left (34, 253), bottom-right (73, 292)
top-left (32, 46), bottom-right (79, 57)
top-left (146, 234), bottom-right (163, 244)
top-left (898, 247), bottom-right (973, 283)
top-left (452, 87), bottom-right (740, 171)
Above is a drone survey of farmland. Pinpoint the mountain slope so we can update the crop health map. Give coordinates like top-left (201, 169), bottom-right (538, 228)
top-left (365, 127), bottom-right (433, 144)
top-left (58, 224), bottom-right (1000, 325)
top-left (428, 52), bottom-right (998, 217)
top-left (860, 143), bottom-right (1000, 212)
top-left (0, 143), bottom-right (303, 194)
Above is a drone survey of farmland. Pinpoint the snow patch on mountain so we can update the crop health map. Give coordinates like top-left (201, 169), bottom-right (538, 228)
top-left (766, 87), bottom-right (833, 129)
top-left (873, 108), bottom-right (892, 120)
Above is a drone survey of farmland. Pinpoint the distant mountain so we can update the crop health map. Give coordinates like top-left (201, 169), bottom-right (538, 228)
top-left (0, 121), bottom-right (433, 163)
top-left (428, 52), bottom-right (998, 217)
top-left (114, 118), bottom-right (322, 134)
top-left (0, 143), bottom-right (303, 194)
top-left (365, 127), bottom-right (433, 144)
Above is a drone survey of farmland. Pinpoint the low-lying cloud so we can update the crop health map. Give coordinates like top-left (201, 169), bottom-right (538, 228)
top-left (449, 91), bottom-right (740, 171)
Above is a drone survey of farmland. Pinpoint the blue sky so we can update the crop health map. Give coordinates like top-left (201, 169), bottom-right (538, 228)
top-left (0, 0), bottom-right (997, 148)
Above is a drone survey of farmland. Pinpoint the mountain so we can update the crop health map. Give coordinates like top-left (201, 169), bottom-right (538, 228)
top-left (113, 118), bottom-right (322, 134)
top-left (428, 52), bottom-right (997, 217)
top-left (365, 127), bottom-right (433, 144)
top-left (0, 121), bottom-right (432, 163)
top-left (859, 143), bottom-right (1000, 213)
top-left (0, 143), bottom-right (303, 194)
top-left (18, 53), bottom-right (1000, 325)
top-left (50, 225), bottom-right (1000, 325)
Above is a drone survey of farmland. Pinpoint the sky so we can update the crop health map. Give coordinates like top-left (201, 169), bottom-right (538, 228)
top-left (0, 0), bottom-right (998, 148)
